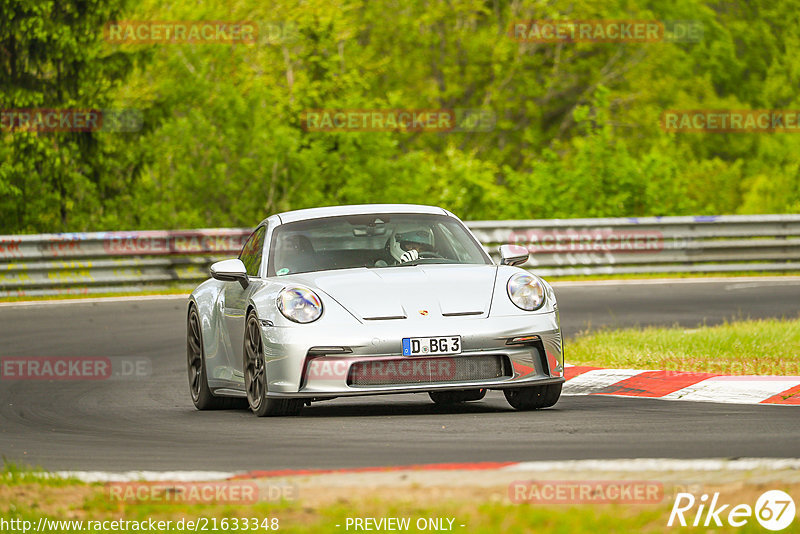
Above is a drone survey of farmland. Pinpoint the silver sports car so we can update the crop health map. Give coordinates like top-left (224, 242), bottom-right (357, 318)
top-left (187, 204), bottom-right (564, 416)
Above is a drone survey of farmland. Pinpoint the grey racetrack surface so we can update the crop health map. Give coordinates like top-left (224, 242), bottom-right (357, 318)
top-left (1, 278), bottom-right (798, 471)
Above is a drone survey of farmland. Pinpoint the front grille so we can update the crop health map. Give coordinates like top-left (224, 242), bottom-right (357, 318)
top-left (347, 354), bottom-right (511, 387)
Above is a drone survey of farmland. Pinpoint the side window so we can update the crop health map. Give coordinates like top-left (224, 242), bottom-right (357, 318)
top-left (239, 226), bottom-right (267, 277)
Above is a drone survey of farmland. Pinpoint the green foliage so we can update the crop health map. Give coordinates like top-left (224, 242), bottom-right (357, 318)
top-left (1, 0), bottom-right (799, 233)
top-left (0, 0), bottom-right (146, 232)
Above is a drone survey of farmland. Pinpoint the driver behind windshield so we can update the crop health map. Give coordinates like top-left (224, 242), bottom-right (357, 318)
top-left (390, 229), bottom-right (436, 264)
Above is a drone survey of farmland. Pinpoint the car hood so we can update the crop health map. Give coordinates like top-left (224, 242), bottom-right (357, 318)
top-left (287, 264), bottom-right (498, 321)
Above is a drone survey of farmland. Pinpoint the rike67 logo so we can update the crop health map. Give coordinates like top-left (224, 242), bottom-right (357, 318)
top-left (668, 490), bottom-right (795, 531)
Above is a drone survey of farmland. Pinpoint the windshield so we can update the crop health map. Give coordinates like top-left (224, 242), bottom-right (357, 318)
top-left (267, 213), bottom-right (491, 276)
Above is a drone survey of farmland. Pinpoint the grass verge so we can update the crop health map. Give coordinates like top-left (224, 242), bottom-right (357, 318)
top-left (0, 288), bottom-right (189, 303)
top-left (547, 271), bottom-right (800, 282)
top-left (2, 461), bottom-right (794, 534)
top-left (567, 317), bottom-right (800, 375)
top-left (0, 466), bottom-right (788, 534)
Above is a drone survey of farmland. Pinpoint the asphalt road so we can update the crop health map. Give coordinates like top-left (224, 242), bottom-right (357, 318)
top-left (1, 278), bottom-right (798, 471)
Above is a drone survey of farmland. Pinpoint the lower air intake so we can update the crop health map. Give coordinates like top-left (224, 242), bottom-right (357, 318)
top-left (347, 355), bottom-right (511, 387)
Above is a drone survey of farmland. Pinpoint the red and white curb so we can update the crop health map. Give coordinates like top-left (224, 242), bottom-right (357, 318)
top-left (563, 365), bottom-right (800, 405)
top-left (53, 458), bottom-right (800, 482)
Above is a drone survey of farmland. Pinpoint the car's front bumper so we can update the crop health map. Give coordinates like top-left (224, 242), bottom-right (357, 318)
top-left (260, 311), bottom-right (564, 398)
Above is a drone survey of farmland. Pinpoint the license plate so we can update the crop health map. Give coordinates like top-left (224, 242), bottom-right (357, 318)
top-left (402, 336), bottom-right (461, 356)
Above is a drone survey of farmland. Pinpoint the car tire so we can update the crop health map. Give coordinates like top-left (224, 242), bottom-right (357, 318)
top-left (429, 389), bottom-right (486, 405)
top-left (504, 383), bottom-right (562, 411)
top-left (244, 311), bottom-right (303, 417)
top-left (187, 305), bottom-right (244, 410)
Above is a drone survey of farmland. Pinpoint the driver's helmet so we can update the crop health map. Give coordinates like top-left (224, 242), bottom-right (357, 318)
top-left (390, 228), bottom-right (434, 262)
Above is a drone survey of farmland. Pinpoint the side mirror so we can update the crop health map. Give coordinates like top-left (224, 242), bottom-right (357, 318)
top-left (210, 259), bottom-right (249, 289)
top-left (499, 244), bottom-right (529, 267)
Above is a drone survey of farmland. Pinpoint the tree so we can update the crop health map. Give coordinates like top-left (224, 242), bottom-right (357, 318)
top-left (0, 0), bottom-right (143, 232)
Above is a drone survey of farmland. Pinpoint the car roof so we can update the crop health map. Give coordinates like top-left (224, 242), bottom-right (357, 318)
top-left (261, 204), bottom-right (452, 226)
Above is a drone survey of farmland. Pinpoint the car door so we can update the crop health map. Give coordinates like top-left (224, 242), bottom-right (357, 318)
top-left (222, 225), bottom-right (266, 378)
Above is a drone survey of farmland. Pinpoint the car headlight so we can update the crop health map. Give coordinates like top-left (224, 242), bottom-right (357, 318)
top-left (507, 273), bottom-right (546, 311)
top-left (277, 286), bottom-right (323, 323)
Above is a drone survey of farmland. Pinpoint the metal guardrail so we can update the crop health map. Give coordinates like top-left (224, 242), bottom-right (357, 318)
top-left (0, 229), bottom-right (250, 297)
top-left (469, 214), bottom-right (800, 277)
top-left (1, 215), bottom-right (799, 297)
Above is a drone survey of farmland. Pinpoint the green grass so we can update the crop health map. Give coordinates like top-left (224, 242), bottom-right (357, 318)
top-left (2, 464), bottom-right (793, 533)
top-left (547, 271), bottom-right (800, 282)
top-left (0, 462), bottom-right (81, 487)
top-left (0, 504), bottom-right (660, 533)
top-left (0, 287), bottom-right (190, 303)
top-left (567, 317), bottom-right (800, 375)
top-left (0, 482), bottom-right (779, 533)
top-left (305, 501), bottom-right (669, 534)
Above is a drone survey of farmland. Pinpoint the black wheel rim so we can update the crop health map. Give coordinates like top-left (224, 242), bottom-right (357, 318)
top-left (187, 309), bottom-right (203, 401)
top-left (245, 315), bottom-right (266, 410)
